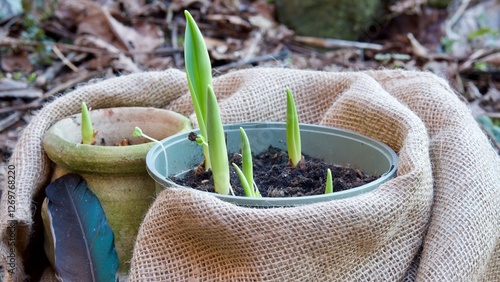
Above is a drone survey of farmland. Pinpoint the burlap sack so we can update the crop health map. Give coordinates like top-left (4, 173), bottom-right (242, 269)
top-left (1, 69), bottom-right (498, 281)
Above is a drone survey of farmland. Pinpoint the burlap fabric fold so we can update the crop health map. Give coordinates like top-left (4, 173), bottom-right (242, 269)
top-left (1, 69), bottom-right (498, 281)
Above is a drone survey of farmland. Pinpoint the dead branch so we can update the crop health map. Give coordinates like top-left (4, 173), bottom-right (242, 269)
top-left (0, 112), bottom-right (22, 132)
top-left (294, 36), bottom-right (384, 51)
top-left (52, 45), bottom-right (79, 72)
top-left (0, 98), bottom-right (43, 115)
top-left (214, 49), bottom-right (290, 73)
top-left (0, 37), bottom-right (181, 57)
top-left (43, 70), bottom-right (103, 99)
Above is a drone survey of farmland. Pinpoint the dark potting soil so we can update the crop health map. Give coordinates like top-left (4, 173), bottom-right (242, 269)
top-left (171, 146), bottom-right (379, 197)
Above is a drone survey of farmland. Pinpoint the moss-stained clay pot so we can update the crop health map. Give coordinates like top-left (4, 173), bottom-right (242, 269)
top-left (42, 107), bottom-right (192, 273)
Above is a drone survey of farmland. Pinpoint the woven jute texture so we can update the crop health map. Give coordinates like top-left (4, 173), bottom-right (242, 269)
top-left (1, 69), bottom-right (498, 281)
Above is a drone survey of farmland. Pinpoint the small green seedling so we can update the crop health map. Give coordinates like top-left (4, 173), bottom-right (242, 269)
top-left (194, 134), bottom-right (208, 147)
top-left (325, 168), bottom-right (333, 194)
top-left (206, 85), bottom-right (231, 195)
top-left (133, 127), bottom-right (168, 176)
top-left (232, 127), bottom-right (261, 198)
top-left (286, 88), bottom-right (302, 167)
top-left (184, 10), bottom-right (212, 170)
top-left (81, 102), bottom-right (95, 145)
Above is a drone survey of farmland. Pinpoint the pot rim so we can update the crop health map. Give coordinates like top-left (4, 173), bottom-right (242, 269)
top-left (43, 107), bottom-right (192, 174)
top-left (147, 122), bottom-right (398, 207)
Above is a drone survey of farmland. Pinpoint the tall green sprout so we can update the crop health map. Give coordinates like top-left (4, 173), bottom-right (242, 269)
top-left (232, 127), bottom-right (261, 198)
top-left (81, 102), bottom-right (94, 145)
top-left (184, 10), bottom-right (212, 170)
top-left (286, 88), bottom-right (302, 167)
top-left (184, 11), bottom-right (232, 195)
top-left (206, 85), bottom-right (231, 195)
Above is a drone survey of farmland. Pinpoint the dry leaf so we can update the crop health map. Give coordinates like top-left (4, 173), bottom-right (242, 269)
top-left (248, 14), bottom-right (275, 30)
top-left (251, 1), bottom-right (275, 21)
top-left (389, 0), bottom-right (424, 15)
top-left (119, 0), bottom-right (145, 16)
top-left (55, 0), bottom-right (163, 67)
top-left (55, 0), bottom-right (128, 51)
top-left (214, 0), bottom-right (240, 12)
top-left (103, 9), bottom-right (164, 64)
top-left (75, 35), bottom-right (140, 73)
top-left (204, 37), bottom-right (240, 60)
top-left (134, 1), bottom-right (168, 17)
top-left (1, 50), bottom-right (33, 73)
top-left (171, 0), bottom-right (211, 13)
top-left (206, 14), bottom-right (252, 30)
top-left (142, 57), bottom-right (174, 71)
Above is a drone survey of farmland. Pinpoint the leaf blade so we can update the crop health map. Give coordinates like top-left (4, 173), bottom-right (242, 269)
top-left (206, 85), bottom-right (231, 195)
top-left (286, 88), bottom-right (302, 167)
top-left (184, 10), bottom-right (212, 121)
top-left (184, 10), bottom-right (212, 169)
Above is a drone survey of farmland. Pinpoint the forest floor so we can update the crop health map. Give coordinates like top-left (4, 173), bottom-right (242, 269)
top-left (1, 0), bottom-right (499, 185)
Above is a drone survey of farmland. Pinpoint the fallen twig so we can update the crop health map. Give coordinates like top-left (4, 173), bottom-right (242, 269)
top-left (294, 36), bottom-right (383, 51)
top-left (0, 112), bottom-right (22, 132)
top-left (0, 70), bottom-right (104, 115)
top-left (459, 49), bottom-right (500, 72)
top-left (43, 70), bottom-right (103, 99)
top-left (0, 37), bottom-right (111, 56)
top-left (407, 33), bottom-right (428, 57)
top-left (214, 49), bottom-right (290, 72)
top-left (0, 98), bottom-right (43, 115)
top-left (52, 45), bottom-right (79, 72)
top-left (445, 0), bottom-right (472, 39)
top-left (167, 8), bottom-right (182, 69)
top-left (0, 37), bottom-right (181, 57)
